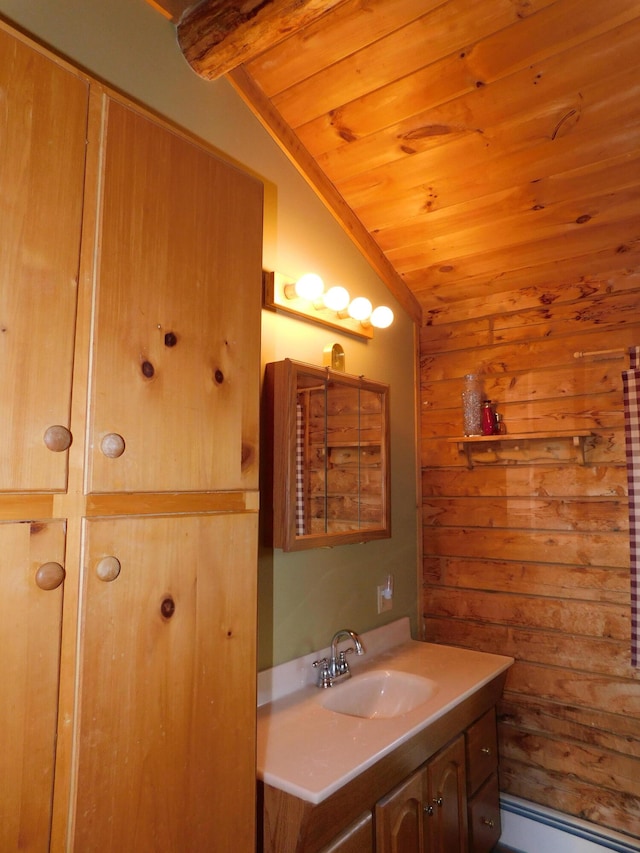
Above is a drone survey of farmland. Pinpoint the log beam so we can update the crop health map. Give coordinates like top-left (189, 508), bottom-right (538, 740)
top-left (175, 0), bottom-right (348, 80)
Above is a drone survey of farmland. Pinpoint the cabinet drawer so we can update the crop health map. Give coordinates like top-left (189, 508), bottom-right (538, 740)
top-left (466, 708), bottom-right (498, 794)
top-left (468, 772), bottom-right (501, 853)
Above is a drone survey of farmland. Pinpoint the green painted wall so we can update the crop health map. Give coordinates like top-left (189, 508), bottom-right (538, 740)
top-left (0, 0), bottom-right (419, 669)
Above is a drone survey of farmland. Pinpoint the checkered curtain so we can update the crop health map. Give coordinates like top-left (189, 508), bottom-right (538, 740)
top-left (622, 346), bottom-right (640, 667)
top-left (295, 402), bottom-right (305, 536)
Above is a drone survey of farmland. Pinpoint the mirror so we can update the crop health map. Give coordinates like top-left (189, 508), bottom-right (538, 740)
top-left (264, 359), bottom-right (390, 551)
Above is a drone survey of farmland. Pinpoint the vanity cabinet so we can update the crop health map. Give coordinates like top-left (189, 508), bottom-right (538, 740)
top-left (0, 18), bottom-right (262, 852)
top-left (259, 675), bottom-right (507, 853)
top-left (264, 359), bottom-right (390, 551)
top-left (376, 735), bottom-right (467, 853)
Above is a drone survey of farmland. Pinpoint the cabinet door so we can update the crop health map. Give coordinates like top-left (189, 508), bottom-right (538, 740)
top-left (426, 736), bottom-right (468, 853)
top-left (0, 26), bottom-right (88, 491)
top-left (0, 520), bottom-right (66, 852)
top-left (376, 767), bottom-right (427, 853)
top-left (87, 98), bottom-right (262, 494)
top-left (73, 512), bottom-right (257, 852)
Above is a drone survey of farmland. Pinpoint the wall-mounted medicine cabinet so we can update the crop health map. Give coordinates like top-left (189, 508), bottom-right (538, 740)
top-left (263, 359), bottom-right (390, 551)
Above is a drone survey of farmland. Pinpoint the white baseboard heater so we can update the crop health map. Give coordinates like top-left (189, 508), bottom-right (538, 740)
top-left (500, 795), bottom-right (640, 853)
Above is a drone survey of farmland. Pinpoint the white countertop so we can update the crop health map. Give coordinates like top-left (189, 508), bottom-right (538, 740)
top-left (257, 618), bottom-right (513, 804)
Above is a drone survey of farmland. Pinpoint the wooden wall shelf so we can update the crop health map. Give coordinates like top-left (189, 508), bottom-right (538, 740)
top-left (447, 430), bottom-right (593, 468)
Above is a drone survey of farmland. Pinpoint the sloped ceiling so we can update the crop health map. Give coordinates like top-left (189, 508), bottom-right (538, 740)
top-left (150, 0), bottom-right (640, 326)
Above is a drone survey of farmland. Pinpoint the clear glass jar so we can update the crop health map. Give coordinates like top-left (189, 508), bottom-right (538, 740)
top-left (461, 374), bottom-right (482, 436)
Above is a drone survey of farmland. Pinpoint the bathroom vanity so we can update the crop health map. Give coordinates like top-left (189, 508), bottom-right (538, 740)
top-left (256, 619), bottom-right (513, 852)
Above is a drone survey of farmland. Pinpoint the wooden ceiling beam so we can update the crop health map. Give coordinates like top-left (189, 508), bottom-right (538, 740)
top-left (175, 0), bottom-right (349, 80)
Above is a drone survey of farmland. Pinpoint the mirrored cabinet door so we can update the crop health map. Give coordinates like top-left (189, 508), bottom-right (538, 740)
top-left (264, 359), bottom-right (390, 551)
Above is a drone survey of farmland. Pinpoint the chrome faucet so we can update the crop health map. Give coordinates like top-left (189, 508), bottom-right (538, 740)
top-left (312, 628), bottom-right (365, 688)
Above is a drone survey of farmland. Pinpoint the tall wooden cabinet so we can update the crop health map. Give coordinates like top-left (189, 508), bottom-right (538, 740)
top-left (0, 19), bottom-right (262, 852)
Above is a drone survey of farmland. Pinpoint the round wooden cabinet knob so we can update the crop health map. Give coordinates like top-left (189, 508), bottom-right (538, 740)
top-left (96, 556), bottom-right (121, 582)
top-left (43, 425), bottom-right (72, 452)
top-left (35, 561), bottom-right (65, 590)
top-left (100, 433), bottom-right (126, 458)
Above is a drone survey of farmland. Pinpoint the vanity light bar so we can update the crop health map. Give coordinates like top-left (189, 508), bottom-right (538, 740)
top-left (262, 270), bottom-right (394, 340)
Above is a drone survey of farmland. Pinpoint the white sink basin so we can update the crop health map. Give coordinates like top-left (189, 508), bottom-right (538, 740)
top-left (321, 669), bottom-right (438, 719)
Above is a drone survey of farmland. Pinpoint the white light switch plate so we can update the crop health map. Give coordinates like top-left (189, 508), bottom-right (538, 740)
top-left (377, 584), bottom-right (393, 613)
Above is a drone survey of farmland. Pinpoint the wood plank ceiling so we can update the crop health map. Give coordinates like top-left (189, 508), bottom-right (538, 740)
top-left (151, 0), bottom-right (640, 326)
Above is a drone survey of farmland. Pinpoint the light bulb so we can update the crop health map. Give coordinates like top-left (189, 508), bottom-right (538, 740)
top-left (294, 272), bottom-right (324, 300)
top-left (348, 296), bottom-right (372, 321)
top-left (371, 306), bottom-right (394, 328)
top-left (324, 285), bottom-right (350, 311)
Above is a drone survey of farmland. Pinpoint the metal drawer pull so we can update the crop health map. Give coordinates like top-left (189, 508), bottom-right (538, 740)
top-left (480, 746), bottom-right (492, 754)
top-left (423, 804), bottom-right (434, 816)
top-left (481, 817), bottom-right (495, 828)
top-left (432, 797), bottom-right (443, 807)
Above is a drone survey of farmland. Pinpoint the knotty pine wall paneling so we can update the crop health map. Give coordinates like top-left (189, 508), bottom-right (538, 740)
top-left (420, 267), bottom-right (640, 839)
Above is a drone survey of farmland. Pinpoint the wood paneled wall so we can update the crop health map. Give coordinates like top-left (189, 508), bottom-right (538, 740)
top-left (419, 267), bottom-right (640, 839)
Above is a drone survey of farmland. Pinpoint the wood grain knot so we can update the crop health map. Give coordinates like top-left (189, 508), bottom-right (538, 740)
top-left (214, 369), bottom-right (224, 384)
top-left (164, 332), bottom-right (177, 347)
top-left (161, 596), bottom-right (176, 619)
top-left (141, 361), bottom-right (155, 378)
top-left (241, 442), bottom-right (254, 469)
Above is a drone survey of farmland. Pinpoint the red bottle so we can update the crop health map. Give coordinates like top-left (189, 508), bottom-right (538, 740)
top-left (481, 400), bottom-right (497, 435)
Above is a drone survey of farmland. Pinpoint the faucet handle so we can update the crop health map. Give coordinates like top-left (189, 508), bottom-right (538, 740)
top-left (312, 657), bottom-right (333, 688)
top-left (335, 649), bottom-right (353, 675)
